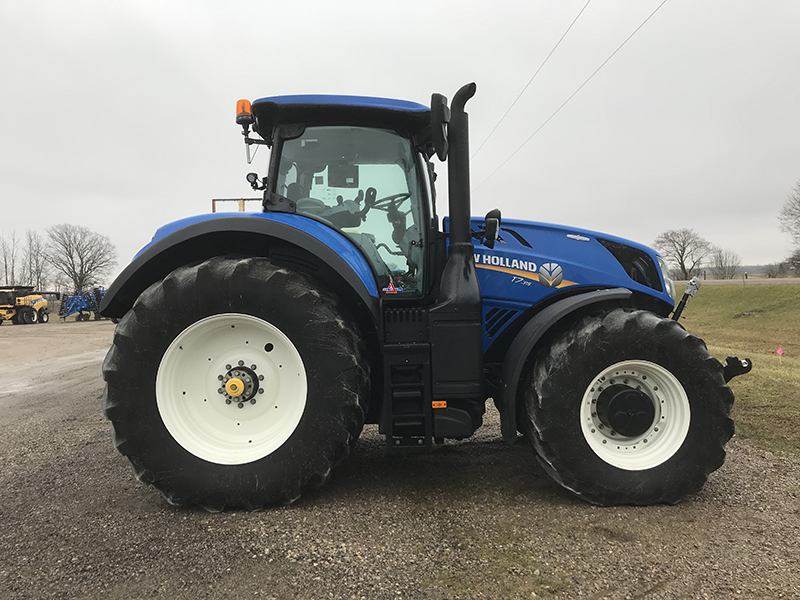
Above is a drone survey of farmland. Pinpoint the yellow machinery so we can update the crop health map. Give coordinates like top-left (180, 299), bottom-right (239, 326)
top-left (0, 286), bottom-right (58, 325)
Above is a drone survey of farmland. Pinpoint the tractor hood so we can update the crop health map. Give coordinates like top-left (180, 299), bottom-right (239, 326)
top-left (456, 216), bottom-right (674, 311)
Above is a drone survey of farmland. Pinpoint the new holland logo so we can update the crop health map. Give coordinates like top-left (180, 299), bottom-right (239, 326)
top-left (538, 263), bottom-right (563, 287)
top-left (472, 253), bottom-right (576, 289)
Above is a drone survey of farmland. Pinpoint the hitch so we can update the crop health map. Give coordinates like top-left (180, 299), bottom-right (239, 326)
top-left (723, 356), bottom-right (753, 382)
top-left (672, 277), bottom-right (700, 321)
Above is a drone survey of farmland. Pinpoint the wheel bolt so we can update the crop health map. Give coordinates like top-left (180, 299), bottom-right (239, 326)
top-left (238, 360), bottom-right (244, 366)
top-left (218, 388), bottom-right (224, 394)
top-left (218, 375), bottom-right (224, 381)
top-left (238, 403), bottom-right (244, 409)
top-left (250, 399), bottom-right (256, 405)
top-left (225, 364), bottom-right (231, 370)
top-left (258, 388), bottom-right (264, 394)
top-left (251, 364), bottom-right (257, 370)
top-left (225, 399), bottom-right (231, 405)
top-left (259, 375), bottom-right (264, 381)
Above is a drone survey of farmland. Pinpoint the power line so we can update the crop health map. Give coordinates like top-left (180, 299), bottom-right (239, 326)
top-left (471, 0), bottom-right (593, 161)
top-left (475, 0), bottom-right (669, 191)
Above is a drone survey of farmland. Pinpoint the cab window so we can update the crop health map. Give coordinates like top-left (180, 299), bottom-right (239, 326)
top-left (276, 126), bottom-right (426, 296)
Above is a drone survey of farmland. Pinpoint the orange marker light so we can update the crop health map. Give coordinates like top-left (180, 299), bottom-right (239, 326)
top-left (432, 401), bottom-right (447, 409)
top-left (236, 99), bottom-right (253, 126)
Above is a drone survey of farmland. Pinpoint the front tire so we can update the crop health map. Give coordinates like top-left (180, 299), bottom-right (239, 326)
top-left (520, 309), bottom-right (734, 506)
top-left (103, 256), bottom-right (369, 510)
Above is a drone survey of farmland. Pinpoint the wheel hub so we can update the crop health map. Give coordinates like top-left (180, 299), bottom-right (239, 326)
top-left (225, 377), bottom-right (245, 397)
top-left (218, 362), bottom-right (264, 408)
top-left (156, 313), bottom-right (308, 465)
top-left (596, 384), bottom-right (656, 437)
top-left (580, 360), bottom-right (691, 471)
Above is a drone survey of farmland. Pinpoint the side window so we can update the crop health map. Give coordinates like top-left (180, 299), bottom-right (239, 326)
top-left (276, 127), bottom-right (427, 296)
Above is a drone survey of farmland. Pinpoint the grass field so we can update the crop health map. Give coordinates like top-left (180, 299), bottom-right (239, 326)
top-left (680, 282), bottom-right (800, 456)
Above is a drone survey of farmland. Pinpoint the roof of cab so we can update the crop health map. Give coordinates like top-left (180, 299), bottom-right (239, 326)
top-left (251, 94), bottom-right (431, 142)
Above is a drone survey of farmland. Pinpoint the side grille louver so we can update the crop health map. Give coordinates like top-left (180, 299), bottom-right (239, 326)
top-left (485, 307), bottom-right (518, 337)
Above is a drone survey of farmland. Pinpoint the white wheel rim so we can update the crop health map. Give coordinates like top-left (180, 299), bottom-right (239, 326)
top-left (156, 313), bottom-right (307, 465)
top-left (580, 360), bottom-right (690, 470)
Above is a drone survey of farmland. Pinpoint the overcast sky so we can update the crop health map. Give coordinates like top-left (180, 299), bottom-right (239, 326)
top-left (2, 0), bottom-right (799, 281)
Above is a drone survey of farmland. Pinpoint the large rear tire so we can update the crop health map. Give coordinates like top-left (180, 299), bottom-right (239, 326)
top-left (102, 256), bottom-right (369, 510)
top-left (520, 309), bottom-right (734, 506)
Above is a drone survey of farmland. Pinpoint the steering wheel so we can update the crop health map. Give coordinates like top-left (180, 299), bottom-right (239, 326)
top-left (369, 192), bottom-right (411, 211)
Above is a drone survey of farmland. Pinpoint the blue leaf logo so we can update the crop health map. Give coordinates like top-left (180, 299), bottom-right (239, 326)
top-left (539, 263), bottom-right (563, 287)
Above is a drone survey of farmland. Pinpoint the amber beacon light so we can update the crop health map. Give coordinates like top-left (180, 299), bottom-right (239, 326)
top-left (236, 99), bottom-right (253, 126)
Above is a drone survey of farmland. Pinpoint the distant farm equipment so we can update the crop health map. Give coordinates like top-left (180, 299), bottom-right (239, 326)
top-left (59, 288), bottom-right (107, 321)
top-left (0, 286), bottom-right (60, 325)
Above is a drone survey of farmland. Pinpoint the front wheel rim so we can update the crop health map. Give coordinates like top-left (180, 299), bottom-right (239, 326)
top-left (156, 313), bottom-right (307, 465)
top-left (580, 360), bottom-right (690, 470)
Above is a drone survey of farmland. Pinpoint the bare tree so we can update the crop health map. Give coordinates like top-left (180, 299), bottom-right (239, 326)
top-left (779, 181), bottom-right (800, 248)
top-left (653, 228), bottom-right (712, 280)
top-left (21, 230), bottom-right (50, 289)
top-left (45, 224), bottom-right (117, 293)
top-left (1, 231), bottom-right (20, 285)
top-left (787, 248), bottom-right (800, 274)
top-left (764, 262), bottom-right (788, 278)
top-left (709, 246), bottom-right (740, 280)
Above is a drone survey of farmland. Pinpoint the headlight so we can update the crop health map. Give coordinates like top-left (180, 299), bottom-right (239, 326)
top-left (657, 256), bottom-right (676, 302)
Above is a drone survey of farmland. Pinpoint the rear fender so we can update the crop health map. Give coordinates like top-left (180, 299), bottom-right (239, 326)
top-left (100, 213), bottom-right (380, 327)
top-left (499, 288), bottom-right (633, 443)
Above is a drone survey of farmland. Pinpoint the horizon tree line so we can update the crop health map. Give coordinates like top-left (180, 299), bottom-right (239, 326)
top-left (654, 178), bottom-right (800, 280)
top-left (0, 224), bottom-right (117, 294)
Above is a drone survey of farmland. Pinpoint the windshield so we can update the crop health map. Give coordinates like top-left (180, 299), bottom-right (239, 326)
top-left (276, 126), bottom-right (427, 296)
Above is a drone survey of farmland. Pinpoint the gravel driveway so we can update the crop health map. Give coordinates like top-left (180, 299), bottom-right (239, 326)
top-left (1, 321), bottom-right (798, 599)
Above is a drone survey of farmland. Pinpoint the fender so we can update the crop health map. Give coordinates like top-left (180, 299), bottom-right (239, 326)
top-left (498, 287), bottom-right (633, 443)
top-left (100, 213), bottom-right (380, 325)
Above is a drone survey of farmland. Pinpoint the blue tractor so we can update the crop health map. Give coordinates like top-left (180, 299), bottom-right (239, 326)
top-left (100, 84), bottom-right (750, 511)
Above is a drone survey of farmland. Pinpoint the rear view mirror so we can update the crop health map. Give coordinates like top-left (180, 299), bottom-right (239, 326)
top-left (431, 93), bottom-right (450, 161)
top-left (483, 208), bottom-right (501, 248)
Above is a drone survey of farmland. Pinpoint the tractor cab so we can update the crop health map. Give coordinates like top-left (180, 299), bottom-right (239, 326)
top-left (238, 95), bottom-right (439, 299)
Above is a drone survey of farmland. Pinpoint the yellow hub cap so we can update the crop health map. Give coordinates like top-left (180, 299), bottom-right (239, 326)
top-left (225, 377), bottom-right (245, 397)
